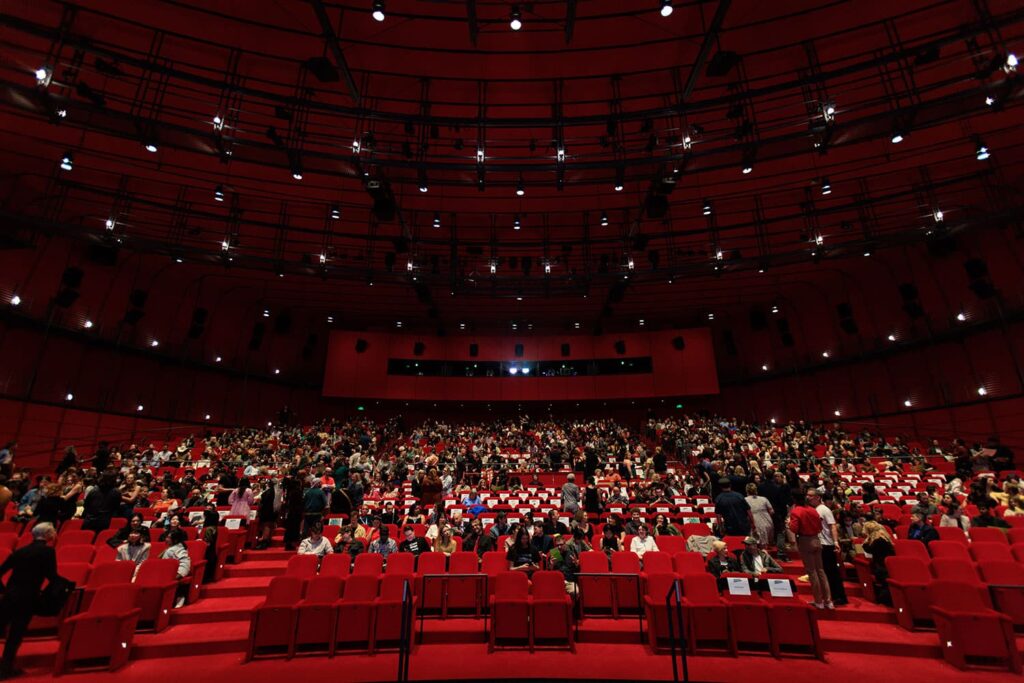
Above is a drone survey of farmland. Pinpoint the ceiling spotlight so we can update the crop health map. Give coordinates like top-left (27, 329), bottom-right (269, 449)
top-left (150, 339), bottom-right (159, 347)
top-left (274, 368), bottom-right (280, 375)
top-left (741, 165), bottom-right (753, 175)
top-left (1006, 53), bottom-right (1019, 72)
top-left (406, 259), bottom-right (414, 272)
top-left (34, 65), bottom-right (51, 84)
top-left (396, 321), bottom-right (403, 328)
top-left (762, 364), bottom-right (769, 371)
top-left (707, 313), bottom-right (714, 320)
top-left (556, 146), bottom-right (566, 163)
top-left (509, 367), bottom-right (519, 376)
top-left (833, 409), bottom-right (841, 417)
top-left (214, 184), bottom-right (225, 201)
top-left (510, 5), bottom-right (522, 30)
top-left (513, 214), bottom-right (521, 230)
top-left (702, 199), bottom-right (712, 216)
top-left (933, 209), bottom-right (944, 223)
top-left (319, 252), bottom-right (327, 265)
top-left (221, 238), bottom-right (230, 252)
top-left (887, 334), bottom-right (896, 341)
top-left (574, 322), bottom-right (580, 329)
top-left (521, 366), bottom-right (531, 375)
top-left (144, 141), bottom-right (158, 153)
top-left (330, 205), bottom-right (341, 220)
top-left (660, 0), bottom-right (673, 17)
top-left (515, 176), bottom-right (525, 196)
top-left (600, 211), bottom-right (609, 227)
top-left (433, 212), bottom-right (441, 228)
top-left (83, 319), bottom-right (93, 329)
top-left (65, 392), bottom-right (74, 402)
top-left (771, 305), bottom-right (778, 314)
top-left (821, 177), bottom-right (831, 195)
top-left (975, 139), bottom-right (990, 161)
top-left (890, 129), bottom-right (905, 144)
top-left (956, 311), bottom-right (966, 322)
top-left (215, 355), bottom-right (222, 363)
top-left (372, 0), bottom-right (385, 22)
top-left (204, 414), bottom-right (211, 421)
top-left (822, 351), bottom-right (830, 358)
top-left (823, 102), bottom-right (836, 121)
top-left (137, 404), bottom-right (144, 412)
top-left (863, 248), bottom-right (872, 257)
top-left (815, 234), bottom-right (824, 246)
top-left (55, 108), bottom-right (67, 119)
top-left (985, 95), bottom-right (996, 106)
top-left (614, 182), bottom-right (623, 192)
top-left (212, 114), bottom-right (223, 130)
top-left (292, 170), bottom-right (303, 181)
top-left (903, 399), bottom-right (912, 407)
top-left (977, 386), bottom-right (988, 396)
top-left (105, 218), bottom-right (115, 230)
top-left (614, 165), bottom-right (624, 192)
top-left (490, 261), bottom-right (497, 275)
top-left (627, 257), bottom-right (635, 271)
top-left (476, 148), bottom-right (485, 163)
top-left (327, 315), bottom-right (334, 323)
top-left (419, 182), bottom-right (428, 193)
top-left (9, 295), bottom-right (20, 306)
top-left (638, 319), bottom-right (645, 327)
top-left (262, 308), bottom-right (270, 318)
top-left (60, 152), bottom-right (73, 171)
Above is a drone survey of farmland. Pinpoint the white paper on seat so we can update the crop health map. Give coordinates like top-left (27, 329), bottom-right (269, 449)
top-left (768, 579), bottom-right (794, 598)
top-left (727, 577), bottom-right (751, 596)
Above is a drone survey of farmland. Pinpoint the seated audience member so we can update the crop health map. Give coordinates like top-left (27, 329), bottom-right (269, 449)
top-left (107, 512), bottom-right (151, 548)
top-left (543, 509), bottom-right (569, 536)
top-left (531, 521), bottom-right (554, 553)
top-left (298, 523), bottom-right (334, 557)
top-left (115, 526), bottom-right (151, 576)
top-left (972, 501), bottom-right (1010, 529)
top-left (738, 536), bottom-right (782, 577)
top-left (160, 529), bottom-right (192, 608)
top-left (506, 528), bottom-right (541, 576)
top-left (368, 526), bottom-right (399, 559)
top-left (909, 492), bottom-right (938, 518)
top-left (333, 525), bottom-right (364, 561)
top-left (861, 521), bottom-right (895, 605)
top-left (706, 540), bottom-right (740, 578)
top-left (435, 527), bottom-right (458, 556)
top-left (605, 513), bottom-right (626, 546)
top-left (939, 500), bottom-right (971, 531)
top-left (398, 526), bottom-right (430, 556)
top-left (629, 524), bottom-right (659, 559)
top-left (653, 514), bottom-right (681, 536)
top-left (600, 525), bottom-right (620, 559)
top-left (905, 512), bottom-right (939, 545)
top-left (571, 510), bottom-right (594, 542)
top-left (487, 511), bottom-right (511, 539)
top-left (460, 488), bottom-right (482, 507)
top-left (158, 513), bottom-right (184, 543)
top-left (1004, 495), bottom-right (1024, 518)
top-left (402, 504), bottom-right (425, 526)
top-left (550, 528), bottom-right (590, 582)
top-left (624, 510), bottom-right (645, 535)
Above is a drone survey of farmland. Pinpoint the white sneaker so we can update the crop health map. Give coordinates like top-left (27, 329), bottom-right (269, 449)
top-left (174, 597), bottom-right (186, 609)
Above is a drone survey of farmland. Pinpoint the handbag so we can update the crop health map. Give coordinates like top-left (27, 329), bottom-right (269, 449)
top-left (35, 575), bottom-right (76, 616)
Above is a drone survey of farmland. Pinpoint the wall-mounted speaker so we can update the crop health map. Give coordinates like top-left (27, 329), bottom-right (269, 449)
top-left (514, 343), bottom-right (524, 358)
top-left (899, 283), bottom-right (924, 319)
top-left (964, 258), bottom-right (997, 299)
top-left (413, 341), bottom-right (425, 356)
top-left (249, 322), bottom-right (265, 350)
top-left (614, 340), bottom-right (626, 355)
top-left (469, 343), bottom-right (478, 357)
top-left (836, 302), bottom-right (859, 335)
top-left (187, 307), bottom-right (208, 339)
top-left (561, 343), bottom-right (570, 357)
top-left (355, 338), bottom-right (368, 353)
top-left (672, 336), bottom-right (685, 350)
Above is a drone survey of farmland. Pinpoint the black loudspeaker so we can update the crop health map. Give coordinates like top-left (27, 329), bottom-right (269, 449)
top-left (274, 310), bottom-right (292, 335)
top-left (964, 258), bottom-right (997, 299)
top-left (722, 329), bottom-right (738, 356)
top-left (54, 289), bottom-right (79, 308)
top-left (87, 243), bottom-right (119, 266)
top-left (469, 343), bottom-right (478, 357)
top-left (836, 302), bottom-right (859, 335)
top-left (614, 340), bottom-right (626, 355)
top-left (413, 342), bottom-right (425, 356)
top-left (749, 308), bottom-right (768, 331)
top-left (561, 343), bottom-right (570, 357)
top-left (899, 283), bottom-right (924, 319)
top-left (301, 333), bottom-right (317, 361)
top-left (62, 267), bottom-right (84, 288)
top-left (249, 322), bottom-right (265, 350)
top-left (515, 343), bottom-right (524, 358)
top-left (128, 289), bottom-right (148, 308)
top-left (672, 336), bottom-right (685, 350)
top-left (776, 319), bottom-right (795, 347)
top-left (355, 339), bottom-right (368, 353)
top-left (187, 307), bottom-right (208, 339)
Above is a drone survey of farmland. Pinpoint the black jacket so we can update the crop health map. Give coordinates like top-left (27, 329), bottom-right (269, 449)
top-left (0, 540), bottom-right (58, 599)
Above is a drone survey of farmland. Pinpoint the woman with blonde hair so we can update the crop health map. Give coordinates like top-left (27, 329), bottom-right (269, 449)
top-left (861, 521), bottom-right (895, 605)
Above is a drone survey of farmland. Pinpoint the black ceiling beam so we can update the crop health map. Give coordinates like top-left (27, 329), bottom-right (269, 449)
top-left (467, 0), bottom-right (479, 46)
top-left (565, 0), bottom-right (577, 45)
top-left (681, 0), bottom-right (731, 103)
top-left (307, 0), bottom-right (361, 105)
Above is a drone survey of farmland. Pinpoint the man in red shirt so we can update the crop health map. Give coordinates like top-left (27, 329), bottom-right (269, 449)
top-left (787, 489), bottom-right (833, 609)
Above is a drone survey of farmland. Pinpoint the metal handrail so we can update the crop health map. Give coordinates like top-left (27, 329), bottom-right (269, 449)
top-left (665, 578), bottom-right (689, 683)
top-left (396, 578), bottom-right (413, 683)
top-left (573, 571), bottom-right (644, 640)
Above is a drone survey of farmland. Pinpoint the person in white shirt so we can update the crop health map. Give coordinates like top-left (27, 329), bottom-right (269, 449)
top-left (629, 524), bottom-right (659, 559)
top-left (807, 489), bottom-right (848, 606)
top-left (297, 523), bottom-right (334, 558)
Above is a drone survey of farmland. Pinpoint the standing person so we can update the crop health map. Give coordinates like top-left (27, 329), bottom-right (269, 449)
top-left (255, 479), bottom-right (279, 550)
top-left (228, 478), bottom-right (254, 519)
top-left (788, 488), bottom-right (832, 609)
top-left (81, 473), bottom-right (122, 532)
top-left (807, 490), bottom-right (847, 606)
top-left (0, 523), bottom-right (59, 677)
top-left (760, 471), bottom-right (793, 560)
top-left (744, 483), bottom-right (775, 547)
top-left (282, 476), bottom-right (304, 551)
top-left (714, 478), bottom-right (753, 537)
top-left (561, 473), bottom-right (581, 514)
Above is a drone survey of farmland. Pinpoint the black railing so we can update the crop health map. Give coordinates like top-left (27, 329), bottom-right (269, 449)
top-left (417, 573), bottom-right (489, 639)
top-left (665, 579), bottom-right (689, 683)
top-left (396, 578), bottom-right (414, 683)
top-left (573, 572), bottom-right (644, 640)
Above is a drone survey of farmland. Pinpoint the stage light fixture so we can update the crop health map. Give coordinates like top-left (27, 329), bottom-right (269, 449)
top-left (742, 164), bottom-right (753, 174)
top-left (702, 199), bottom-right (712, 216)
top-left (509, 366), bottom-right (519, 375)
top-left (514, 214), bottom-right (521, 230)
top-left (35, 65), bottom-right (50, 84)
top-left (476, 148), bottom-right (485, 163)
top-left (214, 185), bottom-right (225, 201)
top-left (516, 176), bottom-right (525, 196)
top-left (600, 211), bottom-right (609, 227)
top-left (204, 414), bottom-right (211, 421)
top-left (556, 146), bottom-right (566, 163)
top-left (9, 295), bottom-right (20, 306)
top-left (977, 386), bottom-right (988, 396)
top-left (60, 152), bottom-right (73, 171)
top-left (215, 355), bottom-right (222, 363)
top-left (985, 95), bottom-right (996, 106)
top-left (890, 129), bottom-right (905, 144)
top-left (822, 351), bottom-right (830, 358)
top-left (660, 0), bottom-right (673, 17)
top-left (821, 177), bottom-right (831, 195)
top-left (975, 139), bottom-right (990, 160)
top-left (933, 209), bottom-right (944, 223)
top-left (833, 409), bottom-right (841, 417)
top-left (522, 367), bottom-right (530, 375)
top-left (510, 5), bottom-right (522, 30)
top-left (105, 218), bottom-right (115, 230)
top-left (372, 0), bottom-right (385, 22)
top-left (84, 319), bottom-right (93, 329)
top-left (274, 368), bottom-right (280, 375)
top-left (262, 308), bottom-right (270, 318)
top-left (762, 364), bottom-right (769, 371)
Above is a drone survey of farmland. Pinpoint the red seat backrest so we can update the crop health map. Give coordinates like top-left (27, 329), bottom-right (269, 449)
top-left (385, 553), bottom-right (415, 575)
top-left (493, 571), bottom-right (529, 598)
top-left (936, 527), bottom-right (968, 545)
top-left (978, 560), bottom-right (1024, 584)
top-left (60, 562), bottom-right (92, 587)
top-left (89, 584), bottom-right (138, 615)
top-left (682, 523), bottom-right (712, 538)
top-left (885, 556), bottom-right (930, 582)
top-left (449, 552), bottom-right (479, 574)
top-left (929, 541), bottom-right (970, 561)
top-left (611, 551), bottom-right (641, 574)
top-left (970, 527), bottom-right (1008, 544)
top-left (0, 533), bottom-right (17, 550)
top-left (969, 542), bottom-right (1012, 563)
top-left (379, 574), bottom-right (413, 600)
top-left (86, 561), bottom-right (135, 588)
top-left (1007, 529), bottom-right (1024, 546)
top-left (641, 551), bottom-right (673, 574)
top-left (302, 576), bottom-right (343, 603)
top-left (656, 536), bottom-right (687, 555)
top-left (58, 545), bottom-right (95, 564)
top-left (342, 575), bottom-right (379, 601)
top-left (928, 579), bottom-right (986, 612)
top-left (94, 529), bottom-right (118, 548)
top-left (416, 552), bottom-right (446, 575)
top-left (531, 570), bottom-right (567, 599)
top-left (1012, 543), bottom-right (1024, 564)
top-left (930, 558), bottom-right (980, 583)
top-left (353, 553), bottom-right (383, 576)
top-left (579, 551), bottom-right (609, 572)
top-left (893, 539), bottom-right (930, 562)
top-left (646, 573), bottom-right (678, 599)
top-left (58, 530), bottom-right (95, 547)
top-left (135, 558), bottom-right (179, 584)
top-left (319, 554), bottom-right (351, 577)
top-left (286, 554), bottom-right (319, 577)
top-left (673, 552), bottom-right (707, 576)
top-left (265, 575), bottom-right (305, 605)
top-left (481, 551), bottom-right (508, 576)
top-left (682, 573), bottom-right (720, 602)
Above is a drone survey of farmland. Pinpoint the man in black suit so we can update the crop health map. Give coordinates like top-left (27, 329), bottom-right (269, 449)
top-left (0, 522), bottom-right (59, 678)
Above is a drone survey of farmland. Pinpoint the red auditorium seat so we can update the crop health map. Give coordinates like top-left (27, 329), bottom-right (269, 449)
top-left (245, 575), bottom-right (305, 661)
top-left (577, 551), bottom-right (614, 617)
top-left (763, 581), bottom-right (823, 659)
top-left (1007, 529), bottom-right (1024, 546)
top-left (57, 530), bottom-right (95, 547)
top-left (319, 553), bottom-right (351, 578)
top-left (681, 523), bottom-right (712, 539)
top-left (929, 540), bottom-right (971, 561)
top-left (353, 553), bottom-right (384, 576)
top-left (0, 522), bottom-right (18, 535)
top-left (133, 558), bottom-right (180, 632)
top-left (57, 544), bottom-right (95, 566)
top-left (643, 573), bottom-right (681, 651)
top-left (489, 571), bottom-right (530, 651)
top-left (1012, 543), bottom-right (1024, 564)
top-left (294, 575), bottom-right (344, 656)
top-left (181, 540), bottom-right (208, 604)
top-left (79, 561), bottom-right (135, 612)
top-left (673, 551), bottom-right (707, 576)
top-left (886, 556), bottom-right (934, 630)
top-left (415, 551), bottom-right (447, 613)
top-left (446, 552), bottom-right (485, 616)
top-left (94, 529), bottom-right (118, 548)
top-left (640, 551), bottom-right (673, 576)
top-left (936, 527), bottom-right (969, 545)
top-left (929, 579), bottom-right (1021, 673)
top-left (531, 570), bottom-right (574, 652)
top-left (59, 519), bottom-right (84, 535)
top-left (54, 584), bottom-right (140, 675)
top-left (977, 560), bottom-right (1024, 627)
top-left (481, 551), bottom-right (509, 597)
top-left (334, 575), bottom-right (379, 653)
top-left (375, 574), bottom-right (417, 649)
top-left (893, 539), bottom-right (931, 563)
top-left (385, 552), bottom-right (416, 576)
top-left (970, 527), bottom-right (1009, 544)
top-left (721, 577), bottom-right (773, 656)
top-left (682, 573), bottom-right (732, 655)
top-left (610, 551), bottom-right (643, 614)
top-left (655, 535), bottom-right (687, 556)
top-left (0, 532), bottom-right (17, 550)
top-left (969, 542), bottom-right (1013, 563)
top-left (285, 554), bottom-right (319, 578)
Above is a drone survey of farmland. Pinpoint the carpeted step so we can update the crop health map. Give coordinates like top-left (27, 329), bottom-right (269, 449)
top-left (239, 549), bottom-right (294, 562)
top-left (223, 561), bottom-right (288, 578)
top-left (131, 622), bottom-right (250, 660)
top-left (201, 576), bottom-right (274, 598)
top-left (170, 596), bottom-right (263, 625)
